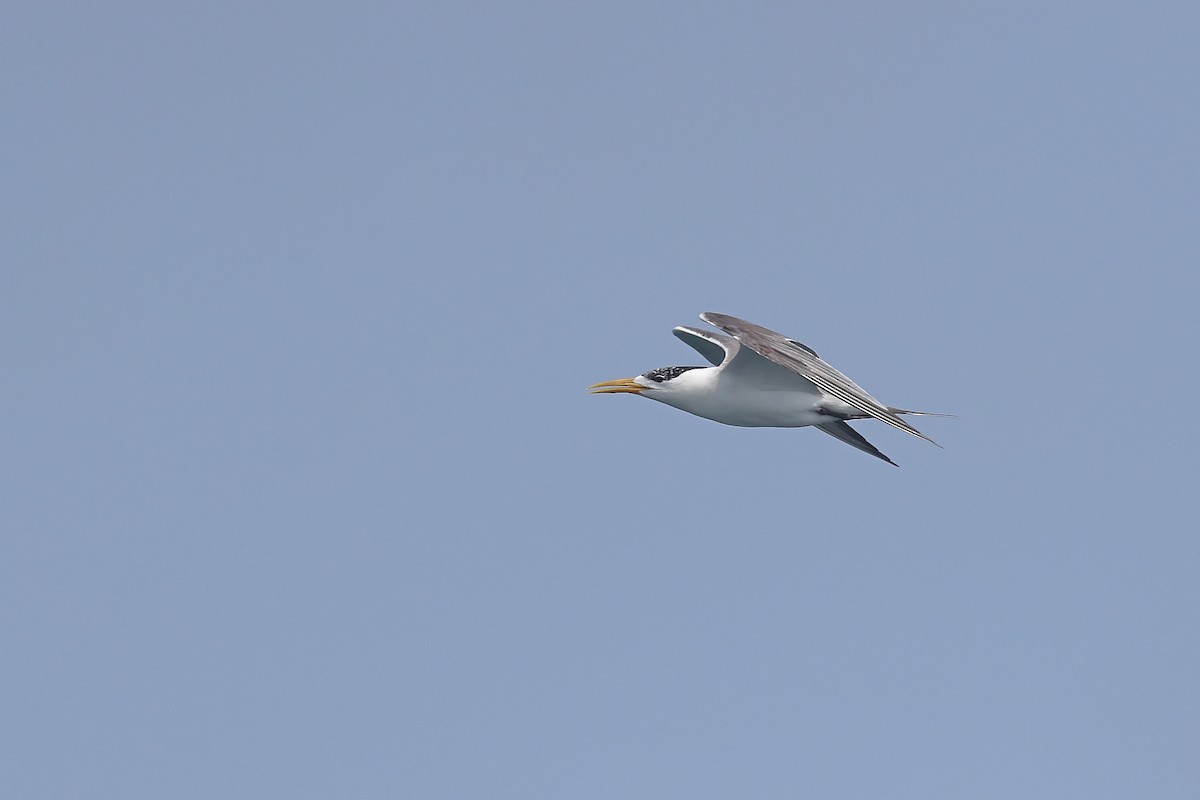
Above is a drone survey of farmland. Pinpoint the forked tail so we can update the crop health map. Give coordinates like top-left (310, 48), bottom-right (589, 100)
top-left (887, 407), bottom-right (956, 418)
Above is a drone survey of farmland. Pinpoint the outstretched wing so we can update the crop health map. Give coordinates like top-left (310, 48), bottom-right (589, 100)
top-left (700, 312), bottom-right (938, 446)
top-left (672, 326), bottom-right (736, 366)
top-left (815, 421), bottom-right (898, 466)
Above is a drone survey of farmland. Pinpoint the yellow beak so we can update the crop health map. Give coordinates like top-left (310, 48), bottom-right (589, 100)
top-left (588, 377), bottom-right (645, 395)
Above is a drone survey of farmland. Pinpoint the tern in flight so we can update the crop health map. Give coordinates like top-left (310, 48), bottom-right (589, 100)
top-left (589, 312), bottom-right (947, 466)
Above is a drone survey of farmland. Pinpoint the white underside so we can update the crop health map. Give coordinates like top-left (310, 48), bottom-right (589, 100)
top-left (644, 366), bottom-right (846, 428)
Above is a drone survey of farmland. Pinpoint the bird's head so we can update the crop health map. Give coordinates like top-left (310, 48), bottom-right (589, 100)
top-left (588, 366), bottom-right (707, 398)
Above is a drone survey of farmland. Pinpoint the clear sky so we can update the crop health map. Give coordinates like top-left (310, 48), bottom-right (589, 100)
top-left (4, 3), bottom-right (1198, 798)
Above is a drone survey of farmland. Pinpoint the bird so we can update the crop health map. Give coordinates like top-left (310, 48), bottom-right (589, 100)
top-left (588, 312), bottom-right (946, 466)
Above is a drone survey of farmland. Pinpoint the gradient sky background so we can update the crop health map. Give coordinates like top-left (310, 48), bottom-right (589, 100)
top-left (4, 3), bottom-right (1198, 798)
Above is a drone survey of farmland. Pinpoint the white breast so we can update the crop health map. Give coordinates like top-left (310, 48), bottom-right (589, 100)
top-left (647, 366), bottom-right (831, 428)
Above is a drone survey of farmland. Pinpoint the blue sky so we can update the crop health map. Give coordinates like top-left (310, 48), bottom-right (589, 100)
top-left (4, 3), bottom-right (1198, 798)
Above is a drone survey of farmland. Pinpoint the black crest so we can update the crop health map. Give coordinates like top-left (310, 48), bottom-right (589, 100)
top-left (641, 366), bottom-right (703, 383)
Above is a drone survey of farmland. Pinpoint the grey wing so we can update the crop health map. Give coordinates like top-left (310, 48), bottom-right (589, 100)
top-left (815, 421), bottom-right (898, 466)
top-left (680, 323), bottom-right (821, 393)
top-left (700, 312), bottom-right (938, 446)
top-left (673, 326), bottom-right (736, 366)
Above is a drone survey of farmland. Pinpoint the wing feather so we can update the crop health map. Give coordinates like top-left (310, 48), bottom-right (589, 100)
top-left (815, 421), bottom-right (898, 466)
top-left (672, 326), bottom-right (735, 367)
top-left (700, 312), bottom-right (938, 446)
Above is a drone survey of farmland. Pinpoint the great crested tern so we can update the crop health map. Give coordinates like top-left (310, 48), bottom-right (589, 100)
top-left (589, 312), bottom-right (945, 466)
